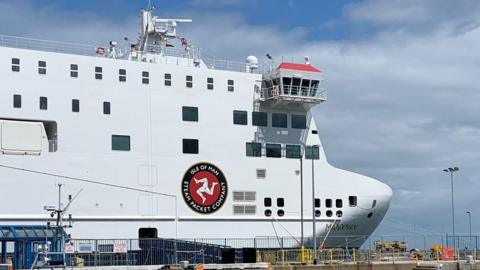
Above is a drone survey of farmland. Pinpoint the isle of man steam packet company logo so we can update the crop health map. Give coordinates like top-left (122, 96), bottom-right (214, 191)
top-left (182, 163), bottom-right (228, 214)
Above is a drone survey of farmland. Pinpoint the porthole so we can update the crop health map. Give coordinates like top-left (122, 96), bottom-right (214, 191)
top-left (367, 212), bottom-right (373, 218)
top-left (315, 210), bottom-right (321, 217)
top-left (336, 211), bottom-right (343, 217)
top-left (264, 209), bottom-right (272, 217)
top-left (277, 210), bottom-right (285, 217)
top-left (326, 210), bottom-right (332, 217)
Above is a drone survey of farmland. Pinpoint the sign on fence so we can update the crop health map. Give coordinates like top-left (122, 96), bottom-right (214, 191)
top-left (78, 242), bottom-right (95, 253)
top-left (64, 243), bottom-right (75, 254)
top-left (114, 243), bottom-right (127, 253)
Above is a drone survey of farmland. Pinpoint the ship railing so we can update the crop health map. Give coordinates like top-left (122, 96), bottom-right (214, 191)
top-left (0, 34), bottom-right (103, 57)
top-left (0, 34), bottom-right (262, 73)
top-left (260, 85), bottom-right (327, 102)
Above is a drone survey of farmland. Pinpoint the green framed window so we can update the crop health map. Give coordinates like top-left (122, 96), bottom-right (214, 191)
top-left (246, 142), bottom-right (262, 157)
top-left (233, 110), bottom-right (247, 125)
top-left (292, 114), bottom-right (306, 129)
top-left (112, 135), bottom-right (130, 151)
top-left (266, 143), bottom-right (281, 158)
top-left (286, 144), bottom-right (301, 158)
top-left (272, 113), bottom-right (287, 128)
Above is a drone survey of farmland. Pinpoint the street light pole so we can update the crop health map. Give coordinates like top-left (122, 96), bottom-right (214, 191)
top-left (300, 158), bottom-right (304, 248)
top-left (311, 155), bottom-right (317, 264)
top-left (443, 167), bottom-right (459, 251)
top-left (467, 211), bottom-right (472, 242)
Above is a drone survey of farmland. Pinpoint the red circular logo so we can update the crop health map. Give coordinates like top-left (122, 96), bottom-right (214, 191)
top-left (182, 163), bottom-right (228, 214)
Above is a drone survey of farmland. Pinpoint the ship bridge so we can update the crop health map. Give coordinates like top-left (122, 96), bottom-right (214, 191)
top-left (258, 61), bottom-right (327, 110)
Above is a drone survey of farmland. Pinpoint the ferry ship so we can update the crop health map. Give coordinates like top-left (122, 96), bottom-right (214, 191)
top-left (0, 7), bottom-right (392, 248)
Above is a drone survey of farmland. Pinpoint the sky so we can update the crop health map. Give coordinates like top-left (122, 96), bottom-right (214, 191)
top-left (1, 0), bottom-right (480, 243)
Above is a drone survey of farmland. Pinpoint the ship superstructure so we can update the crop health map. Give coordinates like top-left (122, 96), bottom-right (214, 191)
top-left (0, 7), bottom-right (392, 248)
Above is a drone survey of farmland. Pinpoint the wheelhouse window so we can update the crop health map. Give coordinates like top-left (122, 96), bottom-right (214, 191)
top-left (182, 106), bottom-right (198, 122)
top-left (186, 75), bottom-right (193, 88)
top-left (246, 142), bottom-right (261, 157)
top-left (292, 114), bottom-right (306, 129)
top-left (142, 71), bottom-right (149, 84)
top-left (95, 66), bottom-right (103, 80)
top-left (266, 143), bottom-right (281, 158)
top-left (119, 69), bottom-right (126, 82)
top-left (13, 94), bottom-right (21, 108)
top-left (112, 135), bottom-right (130, 151)
top-left (305, 145), bottom-right (320, 160)
top-left (38, 61), bottom-right (46, 75)
top-left (39, 97), bottom-right (48, 110)
top-left (165, 73), bottom-right (172, 86)
top-left (207, 77), bottom-right (214, 90)
top-left (11, 58), bottom-right (20, 72)
top-left (182, 139), bottom-right (199, 154)
top-left (252, 112), bottom-right (268, 126)
top-left (349, 196), bottom-right (357, 207)
top-left (233, 110), bottom-right (247, 125)
top-left (72, 99), bottom-right (80, 112)
top-left (228, 80), bottom-right (234, 91)
top-left (103, 102), bottom-right (111, 115)
top-left (286, 144), bottom-right (301, 159)
top-left (70, 64), bottom-right (78, 78)
top-left (272, 113), bottom-right (287, 128)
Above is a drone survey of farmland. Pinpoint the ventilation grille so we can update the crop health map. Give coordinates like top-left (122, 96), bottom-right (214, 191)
top-left (233, 205), bottom-right (256, 215)
top-left (233, 191), bottom-right (256, 202)
top-left (256, 169), bottom-right (266, 179)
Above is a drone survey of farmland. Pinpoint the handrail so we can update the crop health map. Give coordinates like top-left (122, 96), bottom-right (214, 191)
top-left (260, 86), bottom-right (327, 100)
top-left (0, 34), bottom-right (259, 73)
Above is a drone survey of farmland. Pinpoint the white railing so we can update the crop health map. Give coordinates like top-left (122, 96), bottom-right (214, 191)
top-left (0, 34), bottom-right (261, 73)
top-left (260, 86), bottom-right (327, 101)
top-left (0, 34), bottom-right (100, 57)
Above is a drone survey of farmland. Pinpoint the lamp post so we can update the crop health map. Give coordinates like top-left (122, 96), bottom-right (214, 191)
top-left (443, 166), bottom-right (459, 250)
top-left (308, 145), bottom-right (320, 265)
top-left (467, 211), bottom-right (472, 244)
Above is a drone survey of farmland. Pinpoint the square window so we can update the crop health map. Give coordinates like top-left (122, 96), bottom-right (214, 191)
top-left (233, 110), bottom-right (247, 125)
top-left (336, 199), bottom-right (343, 208)
top-left (95, 66), bottom-right (102, 73)
top-left (182, 106), bottom-right (198, 122)
top-left (186, 75), bottom-right (193, 88)
top-left (228, 79), bottom-right (234, 91)
top-left (266, 143), bottom-right (281, 158)
top-left (272, 113), bottom-right (287, 128)
top-left (39, 97), bottom-right (48, 110)
top-left (326, 199), bottom-right (332, 208)
top-left (142, 71), bottom-right (149, 84)
top-left (315, 198), bottom-right (321, 208)
top-left (70, 71), bottom-right (78, 78)
top-left (264, 197), bottom-right (272, 207)
top-left (72, 99), bottom-right (80, 112)
top-left (112, 135), bottom-right (130, 151)
top-left (95, 73), bottom-right (103, 80)
top-left (103, 102), bottom-right (111, 115)
top-left (305, 145), bottom-right (320, 160)
top-left (285, 145), bottom-right (301, 159)
top-left (11, 58), bottom-right (20, 72)
top-left (165, 73), bottom-right (172, 86)
top-left (256, 168), bottom-right (266, 178)
top-left (142, 78), bottom-right (149, 84)
top-left (349, 196), bottom-right (357, 207)
top-left (246, 142), bottom-right (262, 157)
top-left (70, 64), bottom-right (78, 70)
top-left (252, 112), bottom-right (268, 126)
top-left (38, 61), bottom-right (47, 75)
top-left (13, 94), bottom-right (21, 108)
top-left (182, 139), bottom-right (199, 154)
top-left (292, 114), bottom-right (307, 129)
top-left (277, 198), bottom-right (285, 207)
top-left (119, 69), bottom-right (126, 82)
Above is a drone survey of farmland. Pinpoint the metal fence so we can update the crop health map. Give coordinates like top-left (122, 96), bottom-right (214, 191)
top-left (26, 235), bottom-right (480, 268)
